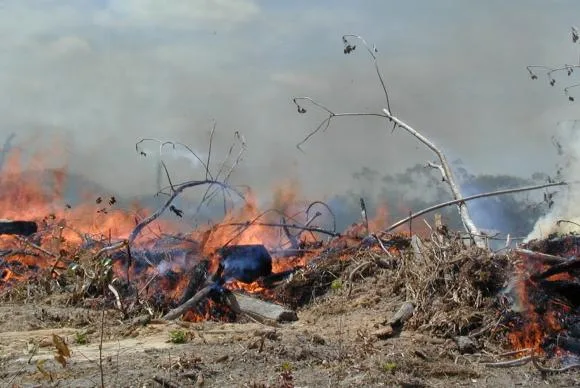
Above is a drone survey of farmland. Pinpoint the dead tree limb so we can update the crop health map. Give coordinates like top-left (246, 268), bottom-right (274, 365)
top-left (0, 220), bottom-right (37, 236)
top-left (227, 291), bottom-right (298, 323)
top-left (382, 108), bottom-right (484, 246)
top-left (293, 35), bottom-right (487, 246)
top-left (526, 27), bottom-right (580, 101)
top-left (162, 284), bottom-right (215, 320)
top-left (225, 221), bottom-right (341, 238)
top-left (129, 180), bottom-right (242, 244)
top-left (384, 181), bottom-right (567, 234)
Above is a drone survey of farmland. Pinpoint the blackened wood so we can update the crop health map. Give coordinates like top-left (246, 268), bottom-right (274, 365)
top-left (163, 284), bottom-right (215, 320)
top-left (538, 280), bottom-right (580, 307)
top-left (216, 244), bottom-right (272, 284)
top-left (0, 220), bottom-right (37, 236)
top-left (531, 258), bottom-right (580, 281)
top-left (178, 260), bottom-right (211, 305)
top-left (557, 336), bottom-right (580, 355)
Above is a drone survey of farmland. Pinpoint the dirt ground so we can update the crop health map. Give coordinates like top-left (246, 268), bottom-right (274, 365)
top-left (1, 270), bottom-right (579, 388)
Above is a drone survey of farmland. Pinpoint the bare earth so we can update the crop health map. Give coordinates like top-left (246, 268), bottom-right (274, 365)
top-left (1, 270), bottom-right (579, 388)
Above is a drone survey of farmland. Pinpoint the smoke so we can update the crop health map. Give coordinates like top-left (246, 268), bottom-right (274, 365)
top-left (0, 1), bottom-right (578, 209)
top-left (526, 121), bottom-right (580, 240)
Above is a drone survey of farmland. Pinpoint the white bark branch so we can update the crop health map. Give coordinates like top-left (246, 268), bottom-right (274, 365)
top-left (426, 161), bottom-right (447, 181)
top-left (383, 108), bottom-right (485, 247)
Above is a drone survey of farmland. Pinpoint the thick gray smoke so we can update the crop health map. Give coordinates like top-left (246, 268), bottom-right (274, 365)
top-left (1, 1), bottom-right (578, 208)
top-left (526, 121), bottom-right (580, 240)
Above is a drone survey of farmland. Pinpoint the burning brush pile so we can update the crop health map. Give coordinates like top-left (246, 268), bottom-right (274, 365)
top-left (504, 236), bottom-right (580, 366)
top-left (1, 143), bottom-right (580, 377)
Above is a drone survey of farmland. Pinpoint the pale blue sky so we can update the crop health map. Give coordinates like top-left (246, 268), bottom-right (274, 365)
top-left (0, 0), bottom-right (579, 200)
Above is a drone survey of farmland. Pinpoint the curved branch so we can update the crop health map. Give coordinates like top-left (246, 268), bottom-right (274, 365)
top-left (342, 34), bottom-right (392, 114)
top-left (306, 200), bottom-right (337, 234)
top-left (135, 138), bottom-right (213, 180)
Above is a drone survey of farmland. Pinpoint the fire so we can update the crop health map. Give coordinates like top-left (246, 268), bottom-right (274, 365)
top-left (507, 251), bottom-right (574, 355)
top-left (0, 146), bottom-right (398, 320)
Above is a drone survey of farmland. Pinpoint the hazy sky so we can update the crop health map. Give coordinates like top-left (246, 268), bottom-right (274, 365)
top-left (1, 0), bottom-right (580, 201)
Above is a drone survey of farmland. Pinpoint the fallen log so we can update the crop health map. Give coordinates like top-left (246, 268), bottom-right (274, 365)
top-left (227, 291), bottom-right (298, 323)
top-left (385, 301), bottom-right (415, 327)
top-left (375, 301), bottom-right (415, 339)
top-left (0, 220), bottom-right (37, 236)
top-left (163, 284), bottom-right (215, 320)
top-left (164, 284), bottom-right (298, 323)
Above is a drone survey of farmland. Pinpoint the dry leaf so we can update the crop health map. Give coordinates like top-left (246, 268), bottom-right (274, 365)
top-left (52, 334), bottom-right (71, 357)
top-left (52, 333), bottom-right (71, 367)
top-left (54, 353), bottom-right (67, 368)
top-left (36, 359), bottom-right (51, 379)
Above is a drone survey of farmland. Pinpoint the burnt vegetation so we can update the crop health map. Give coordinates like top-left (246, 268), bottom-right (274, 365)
top-left (1, 31), bottom-right (580, 387)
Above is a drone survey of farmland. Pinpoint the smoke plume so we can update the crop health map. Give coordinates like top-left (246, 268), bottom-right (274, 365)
top-left (526, 121), bottom-right (580, 240)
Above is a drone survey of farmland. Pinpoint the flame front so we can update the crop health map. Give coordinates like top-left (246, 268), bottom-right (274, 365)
top-left (0, 147), bottom-right (398, 319)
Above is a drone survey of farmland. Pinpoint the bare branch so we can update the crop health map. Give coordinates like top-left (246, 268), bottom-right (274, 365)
top-left (135, 138), bottom-right (213, 180)
top-left (305, 200), bottom-right (337, 234)
top-left (426, 161), bottom-right (447, 181)
top-left (384, 181), bottom-right (567, 234)
top-left (342, 34), bottom-right (392, 114)
top-left (383, 108), bottom-right (484, 245)
top-left (293, 96), bottom-right (387, 150)
top-left (206, 119), bottom-right (217, 180)
top-left (527, 27), bottom-right (580, 100)
top-left (225, 221), bottom-right (341, 238)
top-left (160, 161), bottom-right (175, 193)
top-left (128, 180), bottom-right (243, 244)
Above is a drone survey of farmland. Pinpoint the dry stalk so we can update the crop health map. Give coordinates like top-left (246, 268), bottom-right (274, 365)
top-left (15, 236), bottom-right (58, 258)
top-left (531, 351), bottom-right (580, 374)
top-left (483, 355), bottom-right (532, 368)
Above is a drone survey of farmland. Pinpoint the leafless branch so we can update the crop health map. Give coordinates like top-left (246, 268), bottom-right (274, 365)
top-left (382, 108), bottom-right (484, 246)
top-left (531, 351), bottom-right (580, 374)
top-left (14, 236), bottom-right (58, 258)
top-left (483, 355), bottom-right (532, 368)
top-left (129, 180), bottom-right (243, 244)
top-left (342, 34), bottom-right (391, 113)
top-left (293, 96), bottom-right (387, 151)
top-left (225, 221), bottom-right (341, 238)
top-left (293, 34), bottom-right (486, 246)
top-left (426, 162), bottom-right (447, 181)
top-left (527, 27), bottom-right (580, 101)
top-left (193, 131), bottom-right (247, 216)
top-left (384, 181), bottom-right (567, 234)
top-left (136, 138), bottom-right (212, 180)
top-left (160, 161), bottom-right (175, 193)
top-left (556, 219), bottom-right (580, 229)
top-left (305, 200), bottom-right (337, 234)
top-left (206, 119), bottom-right (216, 180)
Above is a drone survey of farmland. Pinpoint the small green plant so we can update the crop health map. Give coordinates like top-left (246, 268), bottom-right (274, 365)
top-left (381, 361), bottom-right (397, 374)
top-left (331, 278), bottom-right (343, 291)
top-left (74, 331), bottom-right (88, 345)
top-left (280, 361), bottom-right (293, 372)
top-left (168, 329), bottom-right (188, 344)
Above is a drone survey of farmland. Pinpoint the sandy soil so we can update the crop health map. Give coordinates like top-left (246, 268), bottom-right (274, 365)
top-left (1, 272), bottom-right (579, 388)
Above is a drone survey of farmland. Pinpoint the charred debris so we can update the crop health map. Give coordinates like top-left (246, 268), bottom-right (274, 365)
top-left (1, 33), bottom-right (580, 377)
